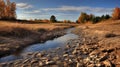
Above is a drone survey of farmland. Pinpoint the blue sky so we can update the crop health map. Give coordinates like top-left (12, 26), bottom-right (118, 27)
top-left (11, 0), bottom-right (120, 21)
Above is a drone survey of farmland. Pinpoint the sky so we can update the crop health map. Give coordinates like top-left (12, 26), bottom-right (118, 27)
top-left (11, 0), bottom-right (120, 21)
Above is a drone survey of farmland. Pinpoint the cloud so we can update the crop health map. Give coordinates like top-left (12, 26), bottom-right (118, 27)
top-left (16, 3), bottom-right (33, 9)
top-left (42, 6), bottom-right (113, 13)
top-left (24, 10), bottom-right (41, 14)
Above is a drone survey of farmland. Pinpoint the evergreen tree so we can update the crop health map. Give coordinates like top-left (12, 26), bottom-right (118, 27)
top-left (50, 15), bottom-right (57, 22)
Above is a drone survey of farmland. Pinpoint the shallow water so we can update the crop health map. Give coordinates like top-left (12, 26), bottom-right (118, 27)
top-left (0, 28), bottom-right (78, 63)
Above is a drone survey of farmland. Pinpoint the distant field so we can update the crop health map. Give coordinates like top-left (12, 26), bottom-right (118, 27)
top-left (0, 21), bottom-right (78, 31)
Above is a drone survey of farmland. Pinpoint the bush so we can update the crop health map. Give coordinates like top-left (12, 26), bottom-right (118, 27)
top-left (105, 33), bottom-right (116, 38)
top-left (92, 16), bottom-right (101, 24)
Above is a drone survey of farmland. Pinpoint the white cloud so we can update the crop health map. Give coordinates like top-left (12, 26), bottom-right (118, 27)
top-left (16, 3), bottom-right (33, 9)
top-left (42, 6), bottom-right (113, 13)
top-left (24, 10), bottom-right (41, 14)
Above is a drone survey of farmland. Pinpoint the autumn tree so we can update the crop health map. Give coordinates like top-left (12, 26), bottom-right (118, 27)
top-left (10, 2), bottom-right (16, 20)
top-left (0, 0), bottom-right (5, 19)
top-left (112, 7), bottom-right (120, 20)
top-left (77, 11), bottom-right (111, 24)
top-left (0, 0), bottom-right (16, 20)
top-left (50, 15), bottom-right (57, 22)
top-left (78, 12), bottom-right (89, 23)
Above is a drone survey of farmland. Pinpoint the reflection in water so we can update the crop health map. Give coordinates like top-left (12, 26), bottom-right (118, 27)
top-left (23, 33), bottom-right (78, 52)
top-left (0, 55), bottom-right (22, 62)
top-left (0, 28), bottom-right (78, 63)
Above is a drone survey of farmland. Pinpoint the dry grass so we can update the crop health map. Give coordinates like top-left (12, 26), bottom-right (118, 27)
top-left (0, 21), bottom-right (76, 31)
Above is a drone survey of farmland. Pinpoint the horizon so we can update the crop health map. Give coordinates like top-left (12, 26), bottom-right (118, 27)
top-left (11, 0), bottom-right (120, 21)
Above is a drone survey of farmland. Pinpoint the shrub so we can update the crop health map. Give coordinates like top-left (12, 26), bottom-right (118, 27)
top-left (105, 33), bottom-right (116, 38)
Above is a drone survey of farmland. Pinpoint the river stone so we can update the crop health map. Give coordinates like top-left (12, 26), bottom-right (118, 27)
top-left (87, 64), bottom-right (95, 67)
top-left (36, 53), bottom-right (43, 57)
top-left (96, 63), bottom-right (103, 67)
top-left (72, 49), bottom-right (78, 55)
top-left (101, 48), bottom-right (114, 53)
top-left (66, 44), bottom-right (71, 49)
top-left (0, 63), bottom-right (8, 67)
top-left (76, 62), bottom-right (84, 67)
top-left (53, 56), bottom-right (59, 61)
top-left (30, 59), bottom-right (38, 64)
top-left (89, 50), bottom-right (100, 56)
top-left (23, 59), bottom-right (30, 64)
top-left (69, 55), bottom-right (75, 58)
top-left (56, 47), bottom-right (61, 50)
top-left (63, 54), bottom-right (68, 57)
top-left (46, 61), bottom-right (55, 65)
top-left (103, 60), bottom-right (112, 67)
top-left (99, 53), bottom-right (109, 61)
top-left (39, 61), bottom-right (44, 66)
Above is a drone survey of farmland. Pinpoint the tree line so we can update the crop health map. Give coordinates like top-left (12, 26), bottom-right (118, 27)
top-left (0, 0), bottom-right (16, 20)
top-left (49, 7), bottom-right (120, 24)
top-left (77, 12), bottom-right (111, 24)
top-left (76, 7), bottom-right (120, 24)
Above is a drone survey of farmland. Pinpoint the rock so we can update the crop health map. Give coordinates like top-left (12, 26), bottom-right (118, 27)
top-left (96, 63), bottom-right (103, 67)
top-left (69, 55), bottom-right (75, 58)
top-left (66, 45), bottom-right (71, 48)
top-left (30, 59), bottom-right (38, 64)
top-left (103, 60), bottom-right (112, 67)
top-left (36, 53), bottom-right (43, 57)
top-left (56, 47), bottom-right (61, 50)
top-left (39, 61), bottom-right (44, 66)
top-left (89, 50), bottom-right (100, 56)
top-left (101, 48), bottom-right (114, 53)
top-left (87, 64), bottom-right (95, 67)
top-left (84, 57), bottom-right (91, 64)
top-left (76, 62), bottom-right (84, 67)
top-left (76, 43), bottom-right (80, 46)
top-left (41, 57), bottom-right (48, 60)
top-left (22, 59), bottom-right (28, 64)
top-left (63, 54), bottom-right (68, 57)
top-left (64, 51), bottom-right (69, 54)
top-left (72, 49), bottom-right (78, 55)
top-left (109, 54), bottom-right (116, 60)
top-left (64, 61), bottom-right (68, 67)
top-left (0, 63), bottom-right (7, 67)
top-left (99, 53), bottom-right (109, 61)
top-left (46, 61), bottom-right (55, 65)
top-left (53, 56), bottom-right (59, 61)
top-left (27, 52), bottom-right (33, 55)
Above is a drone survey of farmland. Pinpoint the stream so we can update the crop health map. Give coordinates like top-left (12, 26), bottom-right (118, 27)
top-left (0, 28), bottom-right (78, 63)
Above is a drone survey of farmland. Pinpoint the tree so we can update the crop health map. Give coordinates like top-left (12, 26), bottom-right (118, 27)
top-left (10, 2), bottom-right (16, 20)
top-left (104, 14), bottom-right (111, 19)
top-left (0, 0), bottom-right (16, 20)
top-left (78, 12), bottom-right (89, 23)
top-left (0, 0), bottom-right (5, 19)
top-left (112, 7), bottom-right (120, 20)
top-left (92, 16), bottom-right (101, 24)
top-left (50, 15), bottom-right (57, 22)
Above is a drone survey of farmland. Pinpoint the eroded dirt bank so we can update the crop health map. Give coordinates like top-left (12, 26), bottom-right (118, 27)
top-left (0, 21), bottom-right (77, 57)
